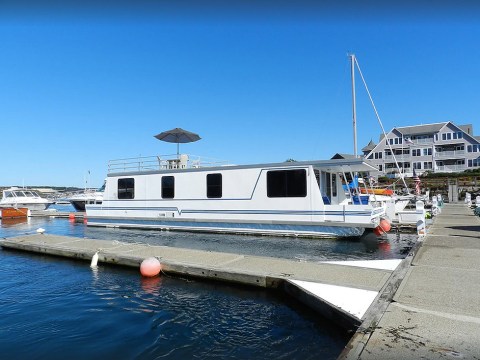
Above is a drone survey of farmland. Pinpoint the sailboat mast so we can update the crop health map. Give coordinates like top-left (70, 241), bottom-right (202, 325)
top-left (350, 53), bottom-right (357, 157)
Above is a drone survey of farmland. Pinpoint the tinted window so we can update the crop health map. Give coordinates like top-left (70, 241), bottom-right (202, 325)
top-left (118, 178), bottom-right (135, 199)
top-left (162, 176), bottom-right (175, 199)
top-left (267, 169), bottom-right (307, 198)
top-left (207, 173), bottom-right (222, 198)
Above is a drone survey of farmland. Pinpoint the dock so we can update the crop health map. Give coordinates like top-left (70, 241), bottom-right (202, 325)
top-left (341, 202), bottom-right (480, 359)
top-left (1, 232), bottom-right (404, 332)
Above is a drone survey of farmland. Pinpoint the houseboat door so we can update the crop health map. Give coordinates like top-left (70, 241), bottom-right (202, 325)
top-left (315, 170), bottom-right (338, 205)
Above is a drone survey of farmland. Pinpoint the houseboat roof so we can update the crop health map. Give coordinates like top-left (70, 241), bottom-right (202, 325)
top-left (107, 156), bottom-right (378, 177)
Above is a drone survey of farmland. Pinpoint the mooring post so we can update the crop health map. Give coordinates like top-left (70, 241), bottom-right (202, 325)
top-left (416, 200), bottom-right (426, 237)
top-left (432, 196), bottom-right (439, 216)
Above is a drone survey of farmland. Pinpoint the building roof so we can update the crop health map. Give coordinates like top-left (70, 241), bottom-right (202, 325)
top-left (395, 122), bottom-right (447, 136)
top-left (331, 153), bottom-right (358, 160)
top-left (459, 124), bottom-right (473, 135)
top-left (361, 139), bottom-right (376, 152)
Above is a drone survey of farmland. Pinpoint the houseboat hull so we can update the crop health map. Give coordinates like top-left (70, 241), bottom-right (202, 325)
top-left (86, 216), bottom-right (370, 238)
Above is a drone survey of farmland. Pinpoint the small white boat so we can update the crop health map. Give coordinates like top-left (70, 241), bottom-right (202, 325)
top-left (68, 184), bottom-right (104, 211)
top-left (0, 187), bottom-right (53, 211)
top-left (86, 154), bottom-right (386, 239)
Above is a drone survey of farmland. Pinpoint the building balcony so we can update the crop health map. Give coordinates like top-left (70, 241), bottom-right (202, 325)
top-left (412, 138), bottom-right (434, 144)
top-left (384, 155), bottom-right (409, 160)
top-left (436, 165), bottom-right (466, 172)
top-left (435, 150), bottom-right (465, 158)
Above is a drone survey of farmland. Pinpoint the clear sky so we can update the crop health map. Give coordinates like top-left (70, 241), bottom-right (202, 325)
top-left (1, 1), bottom-right (479, 188)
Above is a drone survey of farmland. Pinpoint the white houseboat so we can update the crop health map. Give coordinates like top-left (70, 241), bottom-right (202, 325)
top-left (85, 155), bottom-right (386, 238)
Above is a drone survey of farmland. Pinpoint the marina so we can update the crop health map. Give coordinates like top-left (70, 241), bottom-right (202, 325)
top-left (2, 6), bottom-right (480, 358)
top-left (1, 202), bottom-right (479, 358)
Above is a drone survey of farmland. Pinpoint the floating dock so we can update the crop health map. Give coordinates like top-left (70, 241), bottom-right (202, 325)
top-left (0, 232), bottom-right (405, 332)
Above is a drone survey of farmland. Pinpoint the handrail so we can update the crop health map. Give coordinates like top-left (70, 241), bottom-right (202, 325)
top-left (107, 154), bottom-right (230, 174)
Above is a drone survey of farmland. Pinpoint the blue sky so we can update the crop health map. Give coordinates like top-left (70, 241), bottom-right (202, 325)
top-left (1, 2), bottom-right (479, 187)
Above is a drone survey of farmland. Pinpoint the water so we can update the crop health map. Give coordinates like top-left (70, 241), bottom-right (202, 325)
top-left (0, 206), bottom-right (417, 359)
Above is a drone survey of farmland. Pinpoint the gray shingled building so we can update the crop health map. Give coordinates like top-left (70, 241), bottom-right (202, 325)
top-left (362, 121), bottom-right (480, 177)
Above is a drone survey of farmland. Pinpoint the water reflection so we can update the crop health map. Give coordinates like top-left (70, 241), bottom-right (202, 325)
top-left (141, 276), bottom-right (163, 296)
top-left (0, 217), bottom-right (30, 227)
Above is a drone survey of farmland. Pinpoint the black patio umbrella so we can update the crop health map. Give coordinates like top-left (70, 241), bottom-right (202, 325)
top-left (154, 127), bottom-right (201, 155)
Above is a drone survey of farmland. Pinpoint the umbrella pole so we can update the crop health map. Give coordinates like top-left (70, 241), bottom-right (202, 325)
top-left (177, 143), bottom-right (179, 158)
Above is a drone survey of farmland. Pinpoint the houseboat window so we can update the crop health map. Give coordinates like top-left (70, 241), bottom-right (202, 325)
top-left (207, 173), bottom-right (222, 198)
top-left (326, 172), bottom-right (332, 198)
top-left (267, 169), bottom-right (307, 198)
top-left (162, 176), bottom-right (175, 199)
top-left (118, 178), bottom-right (135, 199)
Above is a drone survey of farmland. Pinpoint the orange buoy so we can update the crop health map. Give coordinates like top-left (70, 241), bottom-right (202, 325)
top-left (140, 257), bottom-right (162, 277)
top-left (373, 218), bottom-right (392, 236)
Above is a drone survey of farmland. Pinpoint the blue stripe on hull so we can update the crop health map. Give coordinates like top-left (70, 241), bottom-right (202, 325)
top-left (86, 218), bottom-right (365, 238)
top-left (87, 206), bottom-right (375, 217)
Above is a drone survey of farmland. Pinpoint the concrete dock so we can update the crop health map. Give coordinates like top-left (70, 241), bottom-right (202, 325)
top-left (341, 202), bottom-right (480, 360)
top-left (0, 231), bottom-right (403, 332)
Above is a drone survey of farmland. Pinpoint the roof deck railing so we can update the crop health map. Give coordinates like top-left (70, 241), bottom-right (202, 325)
top-left (107, 154), bottom-right (230, 174)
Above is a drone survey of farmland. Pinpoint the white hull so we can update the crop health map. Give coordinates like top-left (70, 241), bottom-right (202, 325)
top-left (68, 191), bottom-right (104, 211)
top-left (0, 202), bottom-right (51, 211)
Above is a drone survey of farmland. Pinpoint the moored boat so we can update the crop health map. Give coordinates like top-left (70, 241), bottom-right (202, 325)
top-left (359, 188), bottom-right (394, 196)
top-left (86, 155), bottom-right (386, 239)
top-left (0, 187), bottom-right (53, 211)
top-left (68, 183), bottom-right (104, 211)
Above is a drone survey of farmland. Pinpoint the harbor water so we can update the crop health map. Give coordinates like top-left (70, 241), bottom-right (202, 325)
top-left (0, 205), bottom-right (417, 359)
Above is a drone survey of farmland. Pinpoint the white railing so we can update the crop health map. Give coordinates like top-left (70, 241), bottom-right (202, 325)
top-left (107, 154), bottom-right (230, 174)
top-left (436, 165), bottom-right (466, 172)
top-left (413, 138), bottom-right (434, 144)
top-left (435, 150), bottom-right (465, 158)
top-left (384, 155), bottom-right (409, 160)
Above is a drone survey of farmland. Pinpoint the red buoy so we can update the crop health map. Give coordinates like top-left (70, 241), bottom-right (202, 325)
top-left (380, 218), bottom-right (391, 232)
top-left (374, 218), bottom-right (392, 236)
top-left (140, 257), bottom-right (162, 277)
